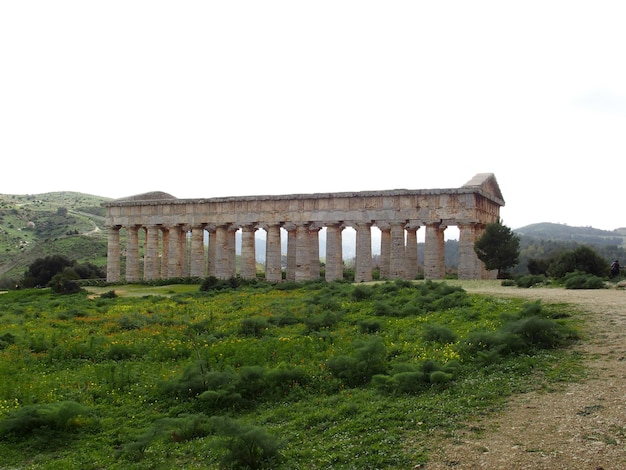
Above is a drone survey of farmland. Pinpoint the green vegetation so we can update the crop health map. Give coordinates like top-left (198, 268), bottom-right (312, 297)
top-left (474, 219), bottom-right (520, 278)
top-left (0, 280), bottom-right (584, 469)
top-left (0, 192), bottom-right (110, 285)
top-left (517, 244), bottom-right (615, 289)
top-left (514, 224), bottom-right (626, 277)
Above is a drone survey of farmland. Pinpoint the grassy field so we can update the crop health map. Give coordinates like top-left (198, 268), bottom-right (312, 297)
top-left (0, 280), bottom-right (584, 469)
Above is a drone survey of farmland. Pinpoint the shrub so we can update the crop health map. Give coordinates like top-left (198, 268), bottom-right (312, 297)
top-left (515, 274), bottom-right (548, 288)
top-left (167, 413), bottom-right (214, 442)
top-left (422, 324), bottom-right (457, 343)
top-left (432, 290), bottom-right (471, 310)
top-left (303, 312), bottom-right (340, 332)
top-left (352, 285), bottom-right (374, 301)
top-left (265, 366), bottom-right (308, 395)
top-left (358, 318), bottom-right (382, 334)
top-left (49, 269), bottom-right (82, 294)
top-left (372, 300), bottom-right (395, 316)
top-left (372, 360), bottom-right (459, 394)
top-left (503, 316), bottom-right (578, 348)
top-left (460, 330), bottom-right (525, 358)
top-left (327, 337), bottom-right (387, 387)
top-left (117, 314), bottom-right (145, 330)
top-left (105, 342), bottom-right (139, 360)
top-left (212, 416), bottom-right (281, 469)
top-left (161, 361), bottom-right (210, 398)
top-left (200, 389), bottom-right (244, 411)
top-left (237, 366), bottom-right (267, 398)
top-left (561, 271), bottom-right (605, 289)
top-left (0, 332), bottom-right (16, 350)
top-left (374, 371), bottom-right (426, 394)
top-left (240, 317), bottom-right (268, 337)
top-left (0, 401), bottom-right (91, 438)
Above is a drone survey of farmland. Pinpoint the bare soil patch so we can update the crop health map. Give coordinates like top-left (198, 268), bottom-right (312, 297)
top-left (426, 284), bottom-right (626, 470)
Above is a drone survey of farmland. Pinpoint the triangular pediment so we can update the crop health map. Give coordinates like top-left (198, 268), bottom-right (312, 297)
top-left (462, 173), bottom-right (504, 205)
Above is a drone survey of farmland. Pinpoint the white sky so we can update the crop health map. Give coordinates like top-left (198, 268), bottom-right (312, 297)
top-left (1, 1), bottom-right (625, 231)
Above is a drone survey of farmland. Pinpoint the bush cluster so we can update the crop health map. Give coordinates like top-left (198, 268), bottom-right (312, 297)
top-left (373, 359), bottom-right (460, 394)
top-left (0, 401), bottom-right (91, 439)
top-left (460, 301), bottom-right (578, 363)
top-left (525, 245), bottom-right (611, 287)
top-left (161, 362), bottom-right (309, 408)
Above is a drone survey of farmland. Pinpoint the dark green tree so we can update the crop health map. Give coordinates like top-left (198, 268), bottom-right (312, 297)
top-left (548, 245), bottom-right (609, 279)
top-left (21, 254), bottom-right (73, 288)
top-left (49, 268), bottom-right (82, 294)
top-left (474, 219), bottom-right (520, 279)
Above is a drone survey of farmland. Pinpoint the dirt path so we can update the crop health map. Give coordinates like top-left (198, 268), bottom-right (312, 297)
top-left (426, 285), bottom-right (626, 470)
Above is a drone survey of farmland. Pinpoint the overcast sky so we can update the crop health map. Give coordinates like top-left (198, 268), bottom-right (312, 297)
top-left (1, 1), bottom-right (625, 231)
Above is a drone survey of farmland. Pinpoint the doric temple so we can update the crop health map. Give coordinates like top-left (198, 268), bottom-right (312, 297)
top-left (104, 173), bottom-right (504, 283)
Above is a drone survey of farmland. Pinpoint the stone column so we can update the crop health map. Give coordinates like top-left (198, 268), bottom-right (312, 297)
top-left (190, 225), bottom-right (206, 278)
top-left (457, 223), bottom-right (476, 279)
top-left (206, 225), bottom-right (217, 277)
top-left (325, 223), bottom-right (344, 281)
top-left (295, 223), bottom-right (311, 281)
top-left (378, 223), bottom-right (391, 279)
top-left (215, 225), bottom-right (231, 279)
top-left (309, 224), bottom-right (321, 279)
top-left (180, 227), bottom-right (190, 277)
top-left (405, 225), bottom-right (419, 280)
top-left (241, 224), bottom-right (257, 279)
top-left (167, 225), bottom-right (183, 278)
top-left (160, 227), bottom-right (169, 279)
top-left (144, 225), bottom-right (160, 280)
top-left (125, 225), bottom-right (140, 282)
top-left (354, 222), bottom-right (373, 282)
top-left (265, 224), bottom-right (282, 282)
top-left (389, 222), bottom-right (406, 279)
top-left (285, 223), bottom-right (297, 281)
top-left (106, 226), bottom-right (121, 282)
top-left (228, 226), bottom-right (237, 277)
top-left (424, 222), bottom-right (446, 279)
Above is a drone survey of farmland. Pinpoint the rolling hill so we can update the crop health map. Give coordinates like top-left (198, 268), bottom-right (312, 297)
top-left (0, 192), bottom-right (111, 281)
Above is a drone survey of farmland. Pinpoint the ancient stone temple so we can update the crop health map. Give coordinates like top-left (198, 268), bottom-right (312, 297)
top-left (104, 173), bottom-right (504, 283)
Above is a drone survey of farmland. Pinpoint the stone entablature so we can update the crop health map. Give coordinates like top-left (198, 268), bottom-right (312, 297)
top-left (104, 173), bottom-right (504, 283)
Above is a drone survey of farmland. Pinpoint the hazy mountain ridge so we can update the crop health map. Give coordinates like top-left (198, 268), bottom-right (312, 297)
top-left (1, 192), bottom-right (624, 281)
top-left (515, 222), bottom-right (626, 245)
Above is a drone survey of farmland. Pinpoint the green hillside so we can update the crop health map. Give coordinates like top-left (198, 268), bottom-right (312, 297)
top-left (0, 192), bottom-right (111, 281)
top-left (515, 222), bottom-right (626, 247)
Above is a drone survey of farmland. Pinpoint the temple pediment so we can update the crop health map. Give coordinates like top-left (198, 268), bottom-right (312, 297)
top-left (462, 173), bottom-right (504, 205)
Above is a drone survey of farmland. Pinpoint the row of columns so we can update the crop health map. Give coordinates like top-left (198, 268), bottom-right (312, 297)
top-left (106, 221), bottom-right (489, 283)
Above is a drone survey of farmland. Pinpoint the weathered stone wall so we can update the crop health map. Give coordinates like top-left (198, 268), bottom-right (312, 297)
top-left (104, 173), bottom-right (504, 282)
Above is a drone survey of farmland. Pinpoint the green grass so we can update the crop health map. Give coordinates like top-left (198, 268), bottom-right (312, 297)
top-left (0, 280), bottom-right (585, 469)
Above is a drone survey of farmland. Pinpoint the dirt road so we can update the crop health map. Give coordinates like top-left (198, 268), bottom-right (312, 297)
top-left (426, 284), bottom-right (626, 470)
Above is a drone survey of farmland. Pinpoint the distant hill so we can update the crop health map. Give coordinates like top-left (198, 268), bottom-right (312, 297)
top-left (514, 222), bottom-right (626, 247)
top-left (0, 192), bottom-right (111, 281)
